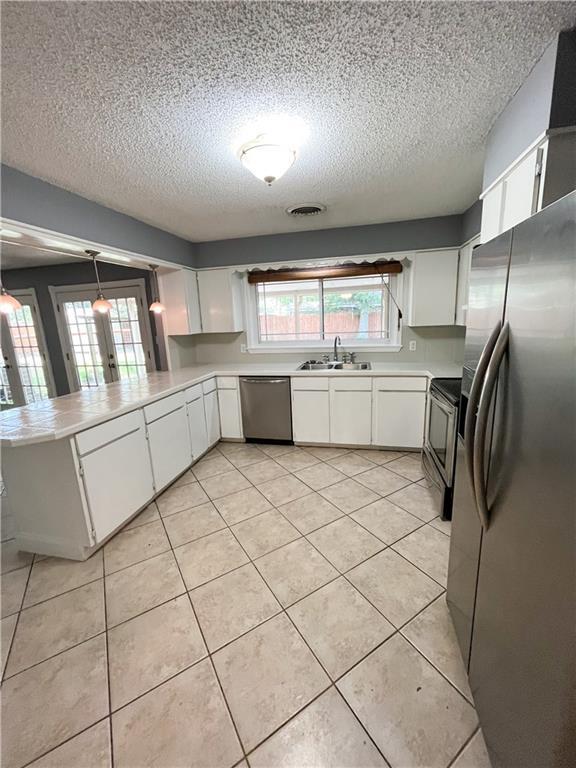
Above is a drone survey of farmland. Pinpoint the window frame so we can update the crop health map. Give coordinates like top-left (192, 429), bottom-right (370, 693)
top-left (244, 270), bottom-right (403, 353)
top-left (1, 288), bottom-right (56, 407)
top-left (49, 279), bottom-right (155, 392)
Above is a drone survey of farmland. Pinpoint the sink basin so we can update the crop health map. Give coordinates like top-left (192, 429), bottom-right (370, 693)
top-left (332, 362), bottom-right (372, 370)
top-left (298, 361), bottom-right (372, 371)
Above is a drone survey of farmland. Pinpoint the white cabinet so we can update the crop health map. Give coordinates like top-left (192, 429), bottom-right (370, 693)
top-left (185, 385), bottom-right (209, 460)
top-left (197, 269), bottom-right (244, 333)
top-left (329, 378), bottom-right (372, 445)
top-left (158, 268), bottom-right (202, 335)
top-left (406, 249), bottom-right (459, 326)
top-left (291, 378), bottom-right (330, 443)
top-left (217, 378), bottom-right (243, 439)
top-left (78, 411), bottom-right (154, 542)
top-left (202, 379), bottom-right (221, 446)
top-left (480, 183), bottom-right (505, 244)
top-left (372, 377), bottom-right (427, 449)
top-left (144, 392), bottom-right (192, 492)
top-left (455, 235), bottom-right (481, 326)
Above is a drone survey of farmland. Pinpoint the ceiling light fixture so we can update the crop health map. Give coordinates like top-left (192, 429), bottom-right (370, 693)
top-left (238, 134), bottom-right (296, 186)
top-left (148, 266), bottom-right (165, 314)
top-left (0, 285), bottom-right (22, 314)
top-left (86, 250), bottom-right (113, 314)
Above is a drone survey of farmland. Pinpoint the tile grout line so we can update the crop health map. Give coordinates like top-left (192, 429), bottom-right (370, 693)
top-left (1, 558), bottom-right (34, 683)
top-left (102, 552), bottom-right (115, 768)
top-left (446, 725), bottom-right (482, 768)
top-left (156, 505), bottom-right (251, 766)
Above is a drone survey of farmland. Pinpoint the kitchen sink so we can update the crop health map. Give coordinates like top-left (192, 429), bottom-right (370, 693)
top-left (298, 360), bottom-right (371, 371)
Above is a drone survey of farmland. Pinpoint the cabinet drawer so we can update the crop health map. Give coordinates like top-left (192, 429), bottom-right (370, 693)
top-left (329, 377), bottom-right (372, 391)
top-left (372, 377), bottom-right (427, 392)
top-left (184, 383), bottom-right (203, 403)
top-left (202, 378), bottom-right (217, 394)
top-left (291, 376), bottom-right (329, 391)
top-left (76, 410), bottom-right (144, 456)
top-left (217, 376), bottom-right (238, 390)
top-left (144, 391), bottom-right (186, 424)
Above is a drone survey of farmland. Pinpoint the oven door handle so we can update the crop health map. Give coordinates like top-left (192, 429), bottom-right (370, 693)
top-left (473, 322), bottom-right (509, 531)
top-left (422, 449), bottom-right (444, 493)
top-left (464, 321), bottom-right (502, 504)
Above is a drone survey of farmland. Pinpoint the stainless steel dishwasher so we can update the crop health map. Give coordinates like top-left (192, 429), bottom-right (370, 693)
top-left (239, 377), bottom-right (293, 442)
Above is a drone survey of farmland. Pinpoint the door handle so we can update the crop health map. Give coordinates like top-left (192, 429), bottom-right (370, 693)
top-left (241, 378), bottom-right (287, 384)
top-left (473, 322), bottom-right (509, 530)
top-left (464, 321), bottom-right (502, 501)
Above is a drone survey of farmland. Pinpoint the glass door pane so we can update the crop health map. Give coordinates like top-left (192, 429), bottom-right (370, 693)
top-left (5, 303), bottom-right (52, 403)
top-left (107, 296), bottom-right (149, 381)
top-left (0, 346), bottom-right (15, 406)
top-left (62, 300), bottom-right (109, 389)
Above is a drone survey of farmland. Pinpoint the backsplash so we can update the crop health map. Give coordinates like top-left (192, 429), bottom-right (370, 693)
top-left (167, 326), bottom-right (466, 369)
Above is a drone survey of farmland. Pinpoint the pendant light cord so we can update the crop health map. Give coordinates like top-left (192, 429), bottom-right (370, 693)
top-left (86, 250), bottom-right (103, 294)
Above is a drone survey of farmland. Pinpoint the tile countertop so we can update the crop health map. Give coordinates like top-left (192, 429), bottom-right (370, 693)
top-left (0, 362), bottom-right (463, 447)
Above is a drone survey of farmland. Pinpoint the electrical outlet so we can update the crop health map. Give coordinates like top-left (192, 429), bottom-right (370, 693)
top-left (409, 340), bottom-right (417, 352)
top-left (240, 343), bottom-right (247, 353)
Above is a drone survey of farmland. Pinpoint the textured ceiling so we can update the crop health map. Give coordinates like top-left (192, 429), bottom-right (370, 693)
top-left (2, 1), bottom-right (575, 242)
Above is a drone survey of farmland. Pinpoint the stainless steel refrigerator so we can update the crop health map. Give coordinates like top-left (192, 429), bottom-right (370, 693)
top-left (447, 190), bottom-right (576, 768)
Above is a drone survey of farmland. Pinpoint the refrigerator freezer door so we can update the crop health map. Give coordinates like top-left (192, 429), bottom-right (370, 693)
top-left (447, 230), bottom-right (512, 666)
top-left (469, 192), bottom-right (576, 767)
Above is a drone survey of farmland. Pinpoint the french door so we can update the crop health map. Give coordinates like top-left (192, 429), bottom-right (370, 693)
top-left (52, 281), bottom-right (155, 392)
top-left (1, 289), bottom-right (55, 407)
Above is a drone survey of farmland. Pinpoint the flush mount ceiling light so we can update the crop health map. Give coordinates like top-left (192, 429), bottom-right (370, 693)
top-left (86, 250), bottom-right (113, 314)
top-left (0, 285), bottom-right (22, 314)
top-left (238, 134), bottom-right (297, 186)
top-left (148, 266), bottom-right (165, 314)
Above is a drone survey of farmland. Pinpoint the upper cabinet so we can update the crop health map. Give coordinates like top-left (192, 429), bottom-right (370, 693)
top-left (455, 235), bottom-right (481, 326)
top-left (158, 268), bottom-right (202, 335)
top-left (405, 249), bottom-right (459, 327)
top-left (197, 269), bottom-right (244, 333)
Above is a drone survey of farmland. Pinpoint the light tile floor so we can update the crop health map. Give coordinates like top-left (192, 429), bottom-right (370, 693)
top-left (0, 442), bottom-right (492, 768)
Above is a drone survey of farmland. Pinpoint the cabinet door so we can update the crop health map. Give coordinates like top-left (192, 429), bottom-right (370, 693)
top-left (407, 250), bottom-right (459, 326)
top-left (81, 425), bottom-right (154, 542)
top-left (187, 396), bottom-right (209, 460)
top-left (330, 390), bottom-right (372, 446)
top-left (218, 388), bottom-right (243, 439)
top-left (292, 390), bottom-right (330, 443)
top-left (204, 390), bottom-right (221, 446)
top-left (481, 183), bottom-right (504, 243)
top-left (501, 148), bottom-right (540, 232)
top-left (197, 269), bottom-right (244, 333)
top-left (147, 405), bottom-right (192, 492)
top-left (158, 269), bottom-right (201, 335)
top-left (373, 390), bottom-right (426, 448)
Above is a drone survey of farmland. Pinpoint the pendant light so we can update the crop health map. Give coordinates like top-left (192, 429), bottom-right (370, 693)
top-left (238, 134), bottom-right (296, 185)
top-left (148, 266), bottom-right (165, 314)
top-left (86, 250), bottom-right (112, 314)
top-left (0, 285), bottom-right (22, 314)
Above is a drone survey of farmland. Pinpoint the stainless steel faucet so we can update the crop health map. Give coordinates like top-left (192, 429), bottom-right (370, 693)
top-left (333, 335), bottom-right (341, 362)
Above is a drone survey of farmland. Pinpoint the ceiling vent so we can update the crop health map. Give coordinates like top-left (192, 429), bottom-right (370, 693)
top-left (286, 203), bottom-right (326, 217)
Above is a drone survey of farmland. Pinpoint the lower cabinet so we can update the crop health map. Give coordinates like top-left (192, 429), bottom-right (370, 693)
top-left (372, 377), bottom-right (427, 448)
top-left (79, 411), bottom-right (154, 542)
top-left (146, 404), bottom-right (192, 492)
top-left (217, 377), bottom-right (243, 439)
top-left (291, 378), bottom-right (330, 443)
top-left (186, 390), bottom-right (209, 460)
top-left (329, 378), bottom-right (372, 445)
top-left (203, 384), bottom-right (221, 446)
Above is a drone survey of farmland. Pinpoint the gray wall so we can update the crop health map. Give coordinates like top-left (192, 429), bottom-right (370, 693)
top-left (195, 215), bottom-right (463, 268)
top-left (483, 30), bottom-right (576, 190)
top-left (460, 199), bottom-right (483, 243)
top-left (1, 165), bottom-right (197, 267)
top-left (483, 36), bottom-right (558, 190)
top-left (2, 262), bottom-right (161, 396)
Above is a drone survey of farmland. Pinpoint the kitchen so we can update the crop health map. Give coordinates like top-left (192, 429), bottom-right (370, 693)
top-left (0, 4), bottom-right (575, 768)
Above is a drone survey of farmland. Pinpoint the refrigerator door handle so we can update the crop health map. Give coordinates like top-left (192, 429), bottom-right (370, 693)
top-left (464, 321), bottom-right (502, 500)
top-left (473, 321), bottom-right (510, 530)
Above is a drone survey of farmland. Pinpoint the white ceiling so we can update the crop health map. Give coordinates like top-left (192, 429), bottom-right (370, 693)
top-left (2, 1), bottom-right (575, 242)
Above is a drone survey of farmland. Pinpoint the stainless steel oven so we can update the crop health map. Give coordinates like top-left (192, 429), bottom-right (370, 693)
top-left (423, 377), bottom-right (461, 519)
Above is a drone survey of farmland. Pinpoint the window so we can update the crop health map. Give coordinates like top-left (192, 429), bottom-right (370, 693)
top-left (52, 280), bottom-right (155, 392)
top-left (252, 269), bottom-right (401, 349)
top-left (0, 289), bottom-right (55, 407)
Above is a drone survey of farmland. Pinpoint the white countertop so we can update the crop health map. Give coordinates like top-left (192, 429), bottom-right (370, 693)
top-left (0, 361), bottom-right (462, 447)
